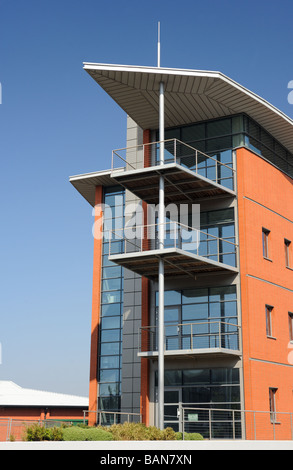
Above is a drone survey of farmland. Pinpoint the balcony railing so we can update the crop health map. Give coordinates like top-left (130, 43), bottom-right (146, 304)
top-left (111, 138), bottom-right (235, 190)
top-left (139, 321), bottom-right (241, 357)
top-left (109, 221), bottom-right (237, 268)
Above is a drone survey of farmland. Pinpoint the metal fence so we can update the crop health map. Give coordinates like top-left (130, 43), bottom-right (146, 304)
top-left (2, 408), bottom-right (293, 441)
top-left (178, 407), bottom-right (293, 441)
top-left (83, 410), bottom-right (142, 427)
top-left (0, 418), bottom-right (78, 442)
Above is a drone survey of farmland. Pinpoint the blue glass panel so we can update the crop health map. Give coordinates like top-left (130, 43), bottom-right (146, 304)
top-left (100, 343), bottom-right (120, 356)
top-left (99, 383), bottom-right (120, 396)
top-left (102, 277), bottom-right (122, 292)
top-left (101, 303), bottom-right (121, 317)
top-left (102, 255), bottom-right (117, 267)
top-left (102, 266), bottom-right (122, 279)
top-left (102, 291), bottom-right (121, 304)
top-left (101, 316), bottom-right (121, 330)
top-left (182, 304), bottom-right (209, 321)
top-left (100, 369), bottom-right (120, 383)
top-left (165, 308), bottom-right (179, 323)
top-left (101, 329), bottom-right (121, 343)
top-left (221, 224), bottom-right (235, 238)
top-left (100, 356), bottom-right (120, 369)
top-left (104, 193), bottom-right (124, 207)
top-left (155, 290), bottom-right (181, 306)
top-left (209, 286), bottom-right (236, 302)
top-left (182, 289), bottom-right (208, 304)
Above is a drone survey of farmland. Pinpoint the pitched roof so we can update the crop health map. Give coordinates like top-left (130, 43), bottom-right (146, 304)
top-left (0, 381), bottom-right (88, 408)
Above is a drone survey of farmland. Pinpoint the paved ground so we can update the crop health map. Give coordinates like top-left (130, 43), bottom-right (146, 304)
top-left (1, 440), bottom-right (293, 450)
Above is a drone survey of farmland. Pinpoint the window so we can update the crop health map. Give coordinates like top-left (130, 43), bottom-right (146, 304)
top-left (155, 286), bottom-right (239, 351)
top-left (262, 228), bottom-right (270, 259)
top-left (269, 388), bottom-right (278, 423)
top-left (98, 186), bottom-right (125, 414)
top-left (265, 305), bottom-right (274, 337)
top-left (285, 239), bottom-right (291, 268)
top-left (289, 313), bottom-right (293, 342)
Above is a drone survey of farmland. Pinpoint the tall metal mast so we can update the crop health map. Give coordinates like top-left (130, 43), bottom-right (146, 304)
top-left (157, 21), bottom-right (165, 431)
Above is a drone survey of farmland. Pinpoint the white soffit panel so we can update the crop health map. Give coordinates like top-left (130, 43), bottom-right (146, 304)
top-left (83, 63), bottom-right (293, 153)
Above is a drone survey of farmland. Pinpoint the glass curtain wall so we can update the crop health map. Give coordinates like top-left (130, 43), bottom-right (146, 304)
top-left (155, 368), bottom-right (241, 438)
top-left (155, 207), bottom-right (236, 267)
top-left (199, 208), bottom-right (236, 267)
top-left (242, 115), bottom-right (293, 177)
top-left (156, 113), bottom-right (293, 182)
top-left (98, 186), bottom-right (125, 419)
top-left (155, 285), bottom-right (239, 352)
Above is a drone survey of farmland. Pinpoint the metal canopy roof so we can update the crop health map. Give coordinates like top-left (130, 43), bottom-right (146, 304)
top-left (109, 248), bottom-right (238, 281)
top-left (84, 63), bottom-right (293, 154)
top-left (70, 169), bottom-right (114, 206)
top-left (138, 348), bottom-right (241, 359)
top-left (111, 162), bottom-right (235, 205)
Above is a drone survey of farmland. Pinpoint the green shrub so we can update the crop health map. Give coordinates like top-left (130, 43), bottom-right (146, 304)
top-left (24, 423), bottom-right (64, 441)
top-left (185, 432), bottom-right (204, 440)
top-left (145, 425), bottom-right (177, 441)
top-left (103, 422), bottom-right (177, 441)
top-left (162, 427), bottom-right (178, 440)
top-left (62, 426), bottom-right (112, 441)
top-left (175, 431), bottom-right (204, 441)
top-left (106, 422), bottom-right (147, 441)
top-left (24, 421), bottom-right (202, 442)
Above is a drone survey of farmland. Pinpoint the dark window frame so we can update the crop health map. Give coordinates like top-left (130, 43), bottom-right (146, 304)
top-left (262, 228), bottom-right (271, 260)
top-left (289, 312), bottom-right (293, 342)
top-left (269, 388), bottom-right (278, 423)
top-left (265, 304), bottom-right (274, 338)
top-left (285, 239), bottom-right (291, 268)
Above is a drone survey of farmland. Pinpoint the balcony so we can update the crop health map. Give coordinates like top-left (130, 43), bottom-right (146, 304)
top-left (111, 139), bottom-right (236, 205)
top-left (108, 222), bottom-right (238, 280)
top-left (138, 321), bottom-right (241, 358)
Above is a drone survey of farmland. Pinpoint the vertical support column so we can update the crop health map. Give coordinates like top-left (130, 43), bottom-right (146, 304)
top-left (88, 186), bottom-right (103, 426)
top-left (140, 129), bottom-right (151, 426)
top-left (158, 80), bottom-right (165, 430)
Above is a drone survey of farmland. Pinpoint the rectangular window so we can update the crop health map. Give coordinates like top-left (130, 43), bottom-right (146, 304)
top-left (98, 186), bottom-right (125, 414)
top-left (269, 388), bottom-right (278, 423)
top-left (262, 228), bottom-right (270, 259)
top-left (285, 239), bottom-right (291, 268)
top-left (156, 286), bottom-right (238, 351)
top-left (266, 305), bottom-right (274, 337)
top-left (289, 313), bottom-right (293, 342)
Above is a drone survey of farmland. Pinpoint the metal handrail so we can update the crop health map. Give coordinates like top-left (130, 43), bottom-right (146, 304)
top-left (139, 321), bottom-right (240, 353)
top-left (109, 222), bottom-right (238, 266)
top-left (110, 221), bottom-right (237, 247)
top-left (111, 138), bottom-right (235, 173)
top-left (83, 410), bottom-right (142, 426)
top-left (178, 407), bottom-right (293, 441)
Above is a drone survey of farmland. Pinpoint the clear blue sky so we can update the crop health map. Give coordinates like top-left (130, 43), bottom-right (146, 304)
top-left (0, 0), bottom-right (293, 397)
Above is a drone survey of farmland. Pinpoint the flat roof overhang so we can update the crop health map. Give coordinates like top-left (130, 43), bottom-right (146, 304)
top-left (69, 169), bottom-right (115, 206)
top-left (138, 348), bottom-right (241, 359)
top-left (111, 162), bottom-right (235, 204)
top-left (69, 162), bottom-right (235, 207)
top-left (109, 247), bottom-right (238, 280)
top-left (84, 63), bottom-right (293, 154)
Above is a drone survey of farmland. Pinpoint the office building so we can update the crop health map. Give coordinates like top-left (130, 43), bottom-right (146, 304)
top-left (70, 63), bottom-right (293, 439)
